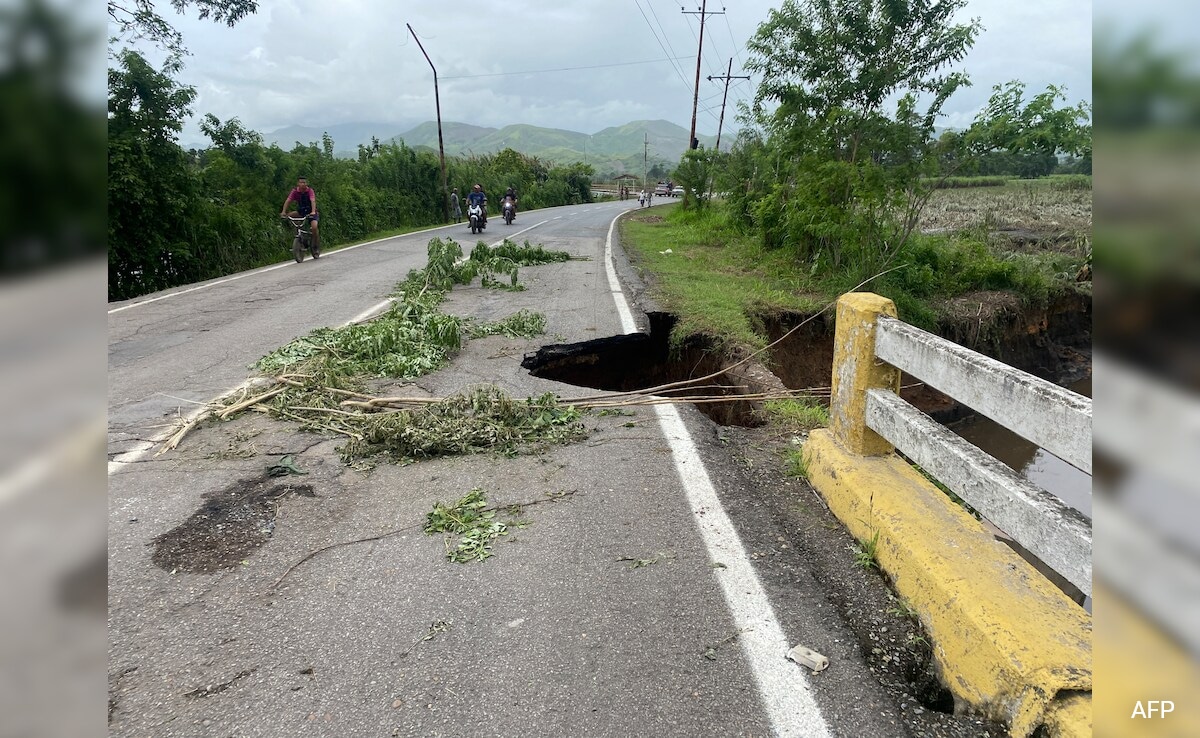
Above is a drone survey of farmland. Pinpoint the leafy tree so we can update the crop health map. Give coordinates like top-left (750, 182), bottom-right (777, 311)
top-left (742, 0), bottom-right (980, 273)
top-left (964, 81), bottom-right (1091, 177)
top-left (671, 148), bottom-right (715, 210)
top-left (108, 51), bottom-right (199, 298)
top-left (108, 0), bottom-right (258, 60)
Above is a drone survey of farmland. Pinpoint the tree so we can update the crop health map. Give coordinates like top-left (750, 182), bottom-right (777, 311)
top-left (108, 1), bottom-right (258, 60)
top-left (965, 81), bottom-right (1091, 176)
top-left (108, 50), bottom-right (199, 298)
top-left (742, 0), bottom-right (980, 272)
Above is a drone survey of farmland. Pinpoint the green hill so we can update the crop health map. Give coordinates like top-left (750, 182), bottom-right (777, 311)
top-left (388, 119), bottom-right (717, 175)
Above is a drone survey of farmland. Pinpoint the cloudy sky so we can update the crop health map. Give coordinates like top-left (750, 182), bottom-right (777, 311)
top-left (120, 0), bottom-right (1092, 144)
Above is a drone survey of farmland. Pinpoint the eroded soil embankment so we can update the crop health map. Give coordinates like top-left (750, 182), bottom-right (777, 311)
top-left (524, 292), bottom-right (1091, 426)
top-left (762, 291), bottom-right (1091, 420)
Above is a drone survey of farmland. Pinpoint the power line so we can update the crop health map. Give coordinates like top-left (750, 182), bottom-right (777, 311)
top-left (723, 12), bottom-right (744, 68)
top-left (443, 56), bottom-right (693, 80)
top-left (644, 0), bottom-right (691, 87)
top-left (683, 11), bottom-right (723, 78)
top-left (635, 0), bottom-right (693, 93)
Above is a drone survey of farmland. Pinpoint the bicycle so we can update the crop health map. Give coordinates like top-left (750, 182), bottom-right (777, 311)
top-left (282, 214), bottom-right (320, 263)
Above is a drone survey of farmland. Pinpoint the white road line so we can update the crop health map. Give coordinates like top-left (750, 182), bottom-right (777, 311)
top-left (601, 210), bottom-right (832, 738)
top-left (603, 214), bottom-right (638, 333)
top-left (493, 219), bottom-right (547, 241)
top-left (108, 218), bottom-right (552, 476)
top-left (109, 220), bottom-right (464, 315)
top-left (109, 299), bottom-right (397, 476)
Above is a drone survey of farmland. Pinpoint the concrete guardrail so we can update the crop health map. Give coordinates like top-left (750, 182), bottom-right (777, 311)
top-left (806, 292), bottom-right (1091, 738)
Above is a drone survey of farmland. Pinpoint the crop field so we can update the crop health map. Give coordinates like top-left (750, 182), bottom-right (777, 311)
top-left (919, 177), bottom-right (1092, 241)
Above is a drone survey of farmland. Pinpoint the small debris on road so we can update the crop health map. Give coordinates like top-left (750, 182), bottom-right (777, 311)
top-left (787, 644), bottom-right (829, 673)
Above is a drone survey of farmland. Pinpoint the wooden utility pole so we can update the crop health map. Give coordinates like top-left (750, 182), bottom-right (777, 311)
top-left (408, 24), bottom-right (449, 222)
top-left (682, 1), bottom-right (723, 151)
top-left (707, 59), bottom-right (750, 152)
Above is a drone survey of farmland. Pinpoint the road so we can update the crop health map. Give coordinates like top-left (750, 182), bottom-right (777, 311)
top-left (107, 200), bottom-right (914, 737)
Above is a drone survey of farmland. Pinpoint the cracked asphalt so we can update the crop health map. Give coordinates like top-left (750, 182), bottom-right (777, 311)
top-left (107, 201), bottom-right (983, 737)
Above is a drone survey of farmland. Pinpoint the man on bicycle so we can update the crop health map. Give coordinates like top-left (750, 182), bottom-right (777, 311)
top-left (280, 176), bottom-right (319, 244)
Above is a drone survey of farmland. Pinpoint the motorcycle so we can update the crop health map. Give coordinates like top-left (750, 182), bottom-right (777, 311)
top-left (282, 214), bottom-right (319, 263)
top-left (468, 202), bottom-right (486, 234)
top-left (502, 198), bottom-right (515, 225)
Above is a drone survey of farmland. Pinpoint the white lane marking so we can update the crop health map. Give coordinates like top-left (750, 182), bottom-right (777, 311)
top-left (493, 219), bottom-right (547, 242)
top-left (108, 300), bottom-right (393, 476)
top-left (349, 298), bottom-right (394, 324)
top-left (603, 213), bottom-right (637, 333)
top-left (109, 218), bottom-right (552, 475)
top-left (109, 220), bottom-right (464, 314)
top-left (601, 210), bottom-right (832, 738)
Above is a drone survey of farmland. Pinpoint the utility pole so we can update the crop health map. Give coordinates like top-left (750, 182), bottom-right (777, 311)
top-left (707, 58), bottom-right (749, 152)
top-left (643, 132), bottom-right (649, 190)
top-left (407, 24), bottom-right (449, 223)
top-left (682, 1), bottom-right (723, 151)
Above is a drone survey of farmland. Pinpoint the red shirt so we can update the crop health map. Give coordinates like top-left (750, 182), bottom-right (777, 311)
top-left (287, 186), bottom-right (317, 214)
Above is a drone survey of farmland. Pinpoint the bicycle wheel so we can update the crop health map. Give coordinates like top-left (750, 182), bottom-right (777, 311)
top-left (292, 237), bottom-right (305, 263)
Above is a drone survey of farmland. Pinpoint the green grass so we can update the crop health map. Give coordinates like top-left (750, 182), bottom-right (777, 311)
top-left (762, 397), bottom-right (829, 431)
top-left (930, 176), bottom-right (1009, 189)
top-left (621, 204), bottom-right (1086, 345)
top-left (785, 448), bottom-right (811, 479)
top-left (619, 207), bottom-right (823, 348)
top-left (853, 530), bottom-right (882, 570)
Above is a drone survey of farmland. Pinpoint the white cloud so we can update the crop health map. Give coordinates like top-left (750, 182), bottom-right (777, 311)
top-left (130, 0), bottom-right (1091, 143)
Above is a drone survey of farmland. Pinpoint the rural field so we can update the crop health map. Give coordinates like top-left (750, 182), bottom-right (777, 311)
top-left (919, 176), bottom-right (1092, 249)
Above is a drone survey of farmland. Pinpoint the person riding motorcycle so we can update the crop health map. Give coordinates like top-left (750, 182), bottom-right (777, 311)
top-left (280, 176), bottom-right (319, 246)
top-left (502, 186), bottom-right (518, 221)
top-left (467, 183), bottom-right (488, 225)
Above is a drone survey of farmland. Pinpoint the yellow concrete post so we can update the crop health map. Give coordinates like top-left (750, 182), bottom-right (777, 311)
top-left (829, 293), bottom-right (901, 456)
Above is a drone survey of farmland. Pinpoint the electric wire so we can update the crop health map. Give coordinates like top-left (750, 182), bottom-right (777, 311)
top-left (443, 56), bottom-right (692, 80)
top-left (635, 0), bottom-right (694, 93)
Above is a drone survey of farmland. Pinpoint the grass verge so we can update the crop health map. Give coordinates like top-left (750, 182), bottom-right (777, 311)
top-left (621, 197), bottom-right (1088, 342)
top-left (619, 206), bottom-right (823, 348)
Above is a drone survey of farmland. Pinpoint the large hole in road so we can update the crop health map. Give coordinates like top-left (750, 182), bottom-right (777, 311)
top-left (521, 312), bottom-right (763, 427)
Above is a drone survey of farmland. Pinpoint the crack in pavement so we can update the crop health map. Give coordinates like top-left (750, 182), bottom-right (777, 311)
top-left (183, 667), bottom-right (257, 699)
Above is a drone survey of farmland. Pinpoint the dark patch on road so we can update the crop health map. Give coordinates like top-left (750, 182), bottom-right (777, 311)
top-left (150, 476), bottom-right (315, 573)
top-left (184, 667), bottom-right (257, 698)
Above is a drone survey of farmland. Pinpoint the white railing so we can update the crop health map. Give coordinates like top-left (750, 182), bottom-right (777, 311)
top-left (831, 293), bottom-right (1092, 596)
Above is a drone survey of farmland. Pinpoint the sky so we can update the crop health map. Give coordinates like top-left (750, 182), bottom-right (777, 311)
top-left (117, 0), bottom-right (1092, 145)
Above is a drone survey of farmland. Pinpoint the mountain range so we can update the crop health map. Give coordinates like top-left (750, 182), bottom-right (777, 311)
top-left (256, 119), bottom-right (718, 176)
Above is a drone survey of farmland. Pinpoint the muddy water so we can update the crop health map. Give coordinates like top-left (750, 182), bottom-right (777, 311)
top-left (949, 377), bottom-right (1093, 518)
top-left (948, 377), bottom-right (1092, 607)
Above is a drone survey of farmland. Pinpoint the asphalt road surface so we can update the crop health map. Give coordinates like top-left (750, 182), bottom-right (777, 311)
top-left (108, 200), bottom-right (914, 737)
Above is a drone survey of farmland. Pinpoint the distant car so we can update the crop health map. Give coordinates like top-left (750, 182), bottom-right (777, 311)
top-left (672, 186), bottom-right (685, 197)
top-left (654, 182), bottom-right (669, 196)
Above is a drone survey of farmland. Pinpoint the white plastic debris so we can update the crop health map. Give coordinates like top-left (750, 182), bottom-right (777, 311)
top-left (787, 644), bottom-right (829, 673)
top-left (658, 248), bottom-right (673, 255)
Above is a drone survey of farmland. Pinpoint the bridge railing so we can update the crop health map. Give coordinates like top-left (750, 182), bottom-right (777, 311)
top-left (830, 293), bottom-right (1092, 596)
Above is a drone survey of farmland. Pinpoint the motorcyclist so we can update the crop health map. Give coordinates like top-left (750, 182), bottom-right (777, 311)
top-left (502, 186), bottom-right (518, 220)
top-left (467, 183), bottom-right (488, 225)
top-left (280, 176), bottom-right (319, 245)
